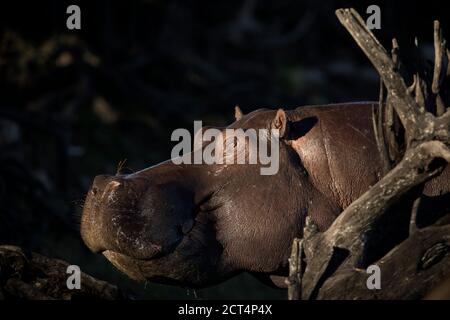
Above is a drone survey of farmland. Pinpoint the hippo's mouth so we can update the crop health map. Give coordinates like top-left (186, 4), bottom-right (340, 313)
top-left (102, 250), bottom-right (148, 281)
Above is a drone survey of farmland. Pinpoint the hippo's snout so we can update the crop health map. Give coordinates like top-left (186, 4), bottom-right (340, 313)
top-left (80, 172), bottom-right (196, 265)
top-left (81, 174), bottom-right (163, 259)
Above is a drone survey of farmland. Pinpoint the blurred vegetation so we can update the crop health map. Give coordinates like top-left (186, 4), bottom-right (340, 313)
top-left (0, 0), bottom-right (447, 299)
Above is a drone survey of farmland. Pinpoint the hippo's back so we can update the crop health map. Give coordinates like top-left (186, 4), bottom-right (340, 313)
top-left (288, 102), bottom-right (382, 209)
top-left (290, 102), bottom-right (450, 223)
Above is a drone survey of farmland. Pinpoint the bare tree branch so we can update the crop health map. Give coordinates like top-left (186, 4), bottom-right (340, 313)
top-left (336, 8), bottom-right (427, 146)
top-left (432, 21), bottom-right (448, 116)
top-left (292, 8), bottom-right (450, 300)
top-left (287, 238), bottom-right (303, 300)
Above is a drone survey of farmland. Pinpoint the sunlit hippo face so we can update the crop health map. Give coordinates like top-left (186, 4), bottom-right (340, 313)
top-left (81, 107), bottom-right (314, 287)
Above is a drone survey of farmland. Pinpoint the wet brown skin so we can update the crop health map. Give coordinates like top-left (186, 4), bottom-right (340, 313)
top-left (80, 102), bottom-right (450, 288)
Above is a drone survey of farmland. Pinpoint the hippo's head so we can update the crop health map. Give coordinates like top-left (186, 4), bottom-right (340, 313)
top-left (80, 107), bottom-right (333, 288)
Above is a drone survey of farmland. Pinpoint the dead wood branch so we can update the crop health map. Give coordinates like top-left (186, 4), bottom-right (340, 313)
top-left (287, 238), bottom-right (303, 300)
top-left (318, 224), bottom-right (450, 299)
top-left (0, 245), bottom-right (125, 300)
top-left (432, 21), bottom-right (448, 116)
top-left (290, 8), bottom-right (450, 300)
top-left (336, 9), bottom-right (424, 146)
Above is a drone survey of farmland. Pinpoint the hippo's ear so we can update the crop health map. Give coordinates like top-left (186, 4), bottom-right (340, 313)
top-left (271, 109), bottom-right (289, 138)
top-left (234, 105), bottom-right (244, 121)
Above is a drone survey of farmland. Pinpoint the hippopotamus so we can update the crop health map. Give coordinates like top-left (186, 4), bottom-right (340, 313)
top-left (80, 102), bottom-right (450, 288)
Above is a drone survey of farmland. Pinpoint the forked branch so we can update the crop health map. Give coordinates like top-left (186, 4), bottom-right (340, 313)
top-left (290, 8), bottom-right (450, 300)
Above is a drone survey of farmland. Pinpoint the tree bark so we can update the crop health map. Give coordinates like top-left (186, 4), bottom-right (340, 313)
top-left (0, 245), bottom-right (125, 300)
top-left (289, 8), bottom-right (450, 300)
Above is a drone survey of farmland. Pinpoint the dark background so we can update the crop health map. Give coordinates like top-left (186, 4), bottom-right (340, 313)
top-left (0, 0), bottom-right (448, 299)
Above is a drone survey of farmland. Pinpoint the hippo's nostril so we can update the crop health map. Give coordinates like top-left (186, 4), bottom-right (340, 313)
top-left (91, 187), bottom-right (99, 195)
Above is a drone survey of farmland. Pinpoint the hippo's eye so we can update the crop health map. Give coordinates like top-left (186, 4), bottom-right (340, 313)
top-left (91, 187), bottom-right (99, 195)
